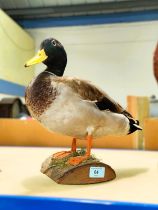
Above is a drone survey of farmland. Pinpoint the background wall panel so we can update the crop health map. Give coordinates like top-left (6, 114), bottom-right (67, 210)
top-left (0, 9), bottom-right (35, 97)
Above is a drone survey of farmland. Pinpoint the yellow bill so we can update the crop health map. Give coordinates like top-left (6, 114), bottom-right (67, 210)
top-left (24, 49), bottom-right (48, 67)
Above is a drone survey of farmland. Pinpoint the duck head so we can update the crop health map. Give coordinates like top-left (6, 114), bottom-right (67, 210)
top-left (25, 38), bottom-right (67, 76)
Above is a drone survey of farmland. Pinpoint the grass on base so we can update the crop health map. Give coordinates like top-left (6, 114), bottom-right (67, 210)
top-left (49, 148), bottom-right (99, 169)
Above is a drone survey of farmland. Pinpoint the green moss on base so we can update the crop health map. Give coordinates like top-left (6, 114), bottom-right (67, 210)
top-left (49, 149), bottom-right (99, 170)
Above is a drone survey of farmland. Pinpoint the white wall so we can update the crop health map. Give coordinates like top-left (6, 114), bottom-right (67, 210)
top-left (27, 21), bottom-right (158, 107)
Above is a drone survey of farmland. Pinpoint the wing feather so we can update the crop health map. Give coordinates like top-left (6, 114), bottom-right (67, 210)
top-left (57, 77), bottom-right (125, 114)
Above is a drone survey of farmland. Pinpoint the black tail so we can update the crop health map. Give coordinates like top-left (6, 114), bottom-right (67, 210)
top-left (128, 118), bottom-right (142, 134)
top-left (121, 110), bottom-right (142, 134)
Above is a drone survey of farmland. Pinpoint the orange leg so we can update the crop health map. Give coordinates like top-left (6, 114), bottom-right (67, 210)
top-left (86, 135), bottom-right (92, 156)
top-left (52, 138), bottom-right (77, 159)
top-left (68, 135), bottom-right (93, 166)
top-left (71, 137), bottom-right (77, 153)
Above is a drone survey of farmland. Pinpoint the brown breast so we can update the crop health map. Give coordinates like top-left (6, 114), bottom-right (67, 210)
top-left (25, 73), bottom-right (58, 118)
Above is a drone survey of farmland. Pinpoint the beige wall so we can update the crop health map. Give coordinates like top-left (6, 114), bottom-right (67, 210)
top-left (27, 21), bottom-right (158, 107)
top-left (0, 9), bottom-right (35, 86)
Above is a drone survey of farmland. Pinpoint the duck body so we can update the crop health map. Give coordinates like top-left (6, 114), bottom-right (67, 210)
top-left (26, 71), bottom-right (130, 139)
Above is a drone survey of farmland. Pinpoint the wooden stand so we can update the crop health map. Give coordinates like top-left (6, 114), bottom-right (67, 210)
top-left (41, 150), bottom-right (116, 185)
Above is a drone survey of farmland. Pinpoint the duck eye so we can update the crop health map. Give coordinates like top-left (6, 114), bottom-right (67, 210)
top-left (52, 40), bottom-right (56, 46)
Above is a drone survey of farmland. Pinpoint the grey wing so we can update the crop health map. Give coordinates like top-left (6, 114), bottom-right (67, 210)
top-left (64, 78), bottom-right (125, 113)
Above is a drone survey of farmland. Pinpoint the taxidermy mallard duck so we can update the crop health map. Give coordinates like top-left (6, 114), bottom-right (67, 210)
top-left (25, 38), bottom-right (142, 166)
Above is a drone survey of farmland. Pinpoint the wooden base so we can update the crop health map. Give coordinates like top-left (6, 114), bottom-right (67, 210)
top-left (41, 150), bottom-right (116, 185)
